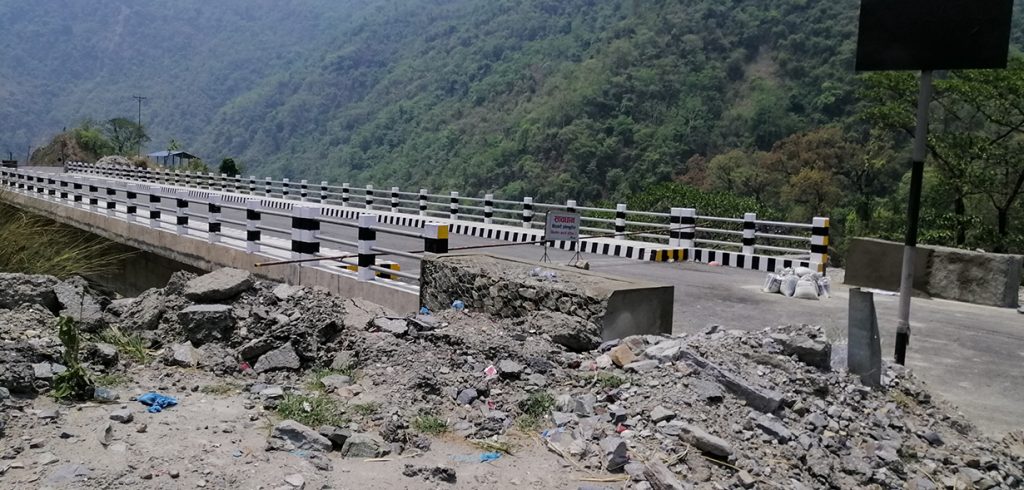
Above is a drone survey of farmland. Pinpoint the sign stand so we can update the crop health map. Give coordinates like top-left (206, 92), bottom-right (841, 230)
top-left (540, 239), bottom-right (551, 263)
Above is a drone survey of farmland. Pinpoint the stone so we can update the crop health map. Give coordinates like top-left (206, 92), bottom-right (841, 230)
top-left (318, 426), bottom-right (352, 449)
top-left (330, 351), bottom-right (357, 371)
top-left (644, 461), bottom-right (687, 490)
top-left (599, 436), bottom-right (629, 471)
top-left (259, 386), bottom-right (285, 398)
top-left (552, 411), bottom-right (578, 427)
top-left (0, 387), bottom-right (9, 400)
top-left (38, 452), bottom-right (59, 466)
top-left (777, 335), bottom-right (832, 370)
top-left (284, 473), bottom-right (305, 488)
top-left (45, 464), bottom-right (91, 485)
top-left (402, 465), bottom-right (457, 484)
top-left (806, 412), bottom-right (828, 429)
top-left (644, 339), bottom-right (685, 362)
top-left (595, 354), bottom-right (613, 369)
top-left (254, 342), bottom-right (301, 373)
top-left (33, 362), bottom-right (54, 380)
top-left (678, 424), bottom-right (733, 457)
top-left (269, 420), bottom-right (332, 452)
top-left (609, 345), bottom-right (636, 368)
top-left (273, 284), bottom-right (304, 301)
top-left (182, 268), bottom-right (253, 302)
top-left (340, 433), bottom-right (386, 458)
top-left (737, 470), bottom-right (756, 488)
top-left (121, 290), bottom-right (166, 331)
top-left (456, 388), bottom-right (478, 406)
top-left (319, 375), bottom-right (352, 391)
top-left (177, 304), bottom-right (234, 346)
top-left (676, 349), bottom-right (783, 413)
top-left (689, 379), bottom-right (725, 403)
top-left (373, 318), bottom-right (408, 336)
top-left (97, 421), bottom-right (112, 446)
top-left (755, 415), bottom-right (792, 443)
top-left (497, 359), bottom-right (524, 377)
top-left (168, 342), bottom-right (201, 367)
top-left (926, 246), bottom-right (1023, 307)
top-left (109, 409), bottom-right (133, 424)
top-left (534, 311), bottom-right (603, 352)
top-left (54, 277), bottom-right (105, 331)
top-left (0, 273), bottom-right (59, 311)
top-left (38, 408), bottom-right (59, 420)
top-left (86, 342), bottom-right (119, 367)
top-left (237, 336), bottom-right (277, 361)
top-left (920, 431), bottom-right (944, 446)
top-left (526, 373), bottom-right (548, 387)
top-left (574, 394), bottom-right (597, 416)
top-left (649, 406), bottom-right (675, 423)
top-left (624, 360), bottom-right (660, 373)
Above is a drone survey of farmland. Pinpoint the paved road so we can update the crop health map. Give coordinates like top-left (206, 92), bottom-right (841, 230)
top-left (21, 166), bottom-right (1024, 437)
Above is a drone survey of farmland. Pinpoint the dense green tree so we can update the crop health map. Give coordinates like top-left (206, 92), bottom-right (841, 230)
top-left (219, 158), bottom-right (241, 177)
top-left (104, 118), bottom-right (149, 156)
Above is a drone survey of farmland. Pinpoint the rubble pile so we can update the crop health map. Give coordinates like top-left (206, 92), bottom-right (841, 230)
top-left (1, 268), bottom-right (1022, 489)
top-left (762, 267), bottom-right (832, 301)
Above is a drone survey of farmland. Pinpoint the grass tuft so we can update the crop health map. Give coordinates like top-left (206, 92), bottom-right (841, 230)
top-left (95, 326), bottom-right (151, 364)
top-left (518, 391), bottom-right (555, 418)
top-left (349, 402), bottom-right (381, 417)
top-left (275, 393), bottom-right (348, 427)
top-left (597, 372), bottom-right (626, 388)
top-left (305, 368), bottom-right (353, 392)
top-left (52, 316), bottom-right (95, 400)
top-left (412, 413), bottom-right (449, 435)
top-left (94, 372), bottom-right (130, 387)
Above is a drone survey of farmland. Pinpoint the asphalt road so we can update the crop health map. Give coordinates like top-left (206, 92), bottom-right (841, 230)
top-left (22, 166), bottom-right (1024, 438)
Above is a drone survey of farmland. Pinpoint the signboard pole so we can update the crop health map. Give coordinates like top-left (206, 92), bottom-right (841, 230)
top-left (894, 70), bottom-right (933, 365)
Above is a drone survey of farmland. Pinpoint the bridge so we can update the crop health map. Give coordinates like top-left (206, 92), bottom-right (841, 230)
top-left (1, 163), bottom-right (1023, 436)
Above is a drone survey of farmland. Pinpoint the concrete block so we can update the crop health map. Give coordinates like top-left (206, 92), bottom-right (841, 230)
top-left (848, 288), bottom-right (881, 388)
top-left (844, 238), bottom-right (930, 293)
top-left (926, 246), bottom-right (1022, 308)
top-left (419, 253), bottom-right (673, 340)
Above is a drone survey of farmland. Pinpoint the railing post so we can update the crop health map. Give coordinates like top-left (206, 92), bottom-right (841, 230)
top-left (484, 194), bottom-right (494, 224)
top-left (208, 194), bottom-right (222, 244)
top-left (742, 213), bottom-right (756, 256)
top-left (357, 214), bottom-right (377, 281)
top-left (615, 203), bottom-right (627, 239)
top-left (320, 181), bottom-right (328, 204)
top-left (681, 208), bottom-right (696, 248)
top-left (300, 179), bottom-right (308, 202)
top-left (669, 208), bottom-right (683, 247)
top-left (449, 191), bottom-right (459, 220)
top-left (73, 181), bottom-right (84, 208)
top-left (342, 183), bottom-right (350, 206)
top-left (173, 170), bottom-right (181, 186)
top-left (148, 186), bottom-right (162, 229)
top-left (234, 174), bottom-right (242, 193)
top-left (46, 177), bottom-right (57, 200)
top-left (126, 185), bottom-right (138, 223)
top-left (265, 177), bottom-right (272, 196)
top-left (365, 184), bottom-right (374, 209)
top-left (811, 217), bottom-right (830, 273)
top-left (522, 197), bottom-right (533, 228)
top-left (249, 176), bottom-right (257, 195)
top-left (567, 199), bottom-right (577, 213)
top-left (423, 222), bottom-right (449, 254)
top-left (246, 199), bottom-right (261, 253)
top-left (105, 185), bottom-right (117, 217)
top-left (290, 205), bottom-right (320, 261)
top-left (87, 180), bottom-right (99, 210)
top-left (59, 178), bottom-right (69, 202)
top-left (219, 173), bottom-right (227, 192)
top-left (391, 186), bottom-right (400, 213)
top-left (282, 178), bottom-right (290, 199)
top-left (175, 189), bottom-right (189, 235)
top-left (419, 189), bottom-right (428, 216)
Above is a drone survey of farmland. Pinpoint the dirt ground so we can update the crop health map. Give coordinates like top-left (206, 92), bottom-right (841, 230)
top-left (3, 368), bottom-right (596, 489)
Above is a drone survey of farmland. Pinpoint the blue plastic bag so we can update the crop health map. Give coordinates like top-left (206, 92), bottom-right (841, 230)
top-left (451, 300), bottom-right (465, 311)
top-left (137, 392), bottom-right (178, 413)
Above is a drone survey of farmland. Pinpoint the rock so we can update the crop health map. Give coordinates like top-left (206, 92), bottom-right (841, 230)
top-left (97, 421), bottom-right (112, 446)
top-left (340, 433), bottom-right (386, 458)
top-left (456, 388), bottom-right (478, 406)
top-left (373, 317), bottom-right (408, 336)
top-left (0, 387), bottom-right (9, 400)
top-left (599, 437), bottom-right (629, 471)
top-left (33, 362), bottom-right (54, 380)
top-left (273, 284), bottom-right (304, 301)
top-left (254, 342), bottom-right (301, 373)
top-left (624, 360), bottom-right (660, 373)
top-left (284, 473), bottom-right (305, 489)
top-left (689, 379), bottom-right (725, 403)
top-left (182, 268), bottom-right (253, 303)
top-left (574, 394), bottom-right (597, 416)
top-left (552, 411), bottom-right (577, 427)
top-left (676, 349), bottom-right (783, 413)
top-left (236, 336), bottom-right (277, 361)
top-left (85, 342), bottom-right (119, 367)
top-left (109, 408), bottom-right (133, 424)
top-left (920, 431), bottom-right (944, 446)
top-left (806, 412), bottom-right (828, 429)
top-left (644, 339), bottom-right (685, 362)
top-left (319, 375), bottom-right (352, 391)
top-left (526, 373), bottom-right (548, 387)
top-left (402, 464), bottom-right (457, 484)
top-left (330, 351), bottom-right (357, 371)
top-left (533, 311), bottom-right (603, 352)
top-left (595, 354), bottom-right (613, 369)
top-left (269, 420), bottom-right (332, 452)
top-left (318, 426), bottom-right (352, 449)
top-left (38, 452), bottom-right (59, 465)
top-left (737, 470), bottom-right (756, 488)
top-left (54, 277), bottom-right (105, 331)
top-left (776, 335), bottom-right (832, 370)
top-left (755, 415), bottom-right (792, 443)
top-left (167, 342), bottom-right (201, 368)
top-left (650, 406), bottom-right (675, 423)
top-left (45, 464), bottom-right (91, 485)
top-left (644, 461), bottom-right (687, 490)
top-left (93, 387), bottom-right (118, 402)
top-left (609, 345), bottom-right (636, 368)
top-left (0, 273), bottom-right (59, 312)
top-left (119, 290), bottom-right (166, 330)
top-left (678, 424), bottom-right (733, 457)
top-left (497, 359), bottom-right (524, 378)
top-left (38, 408), bottom-right (59, 420)
top-left (177, 304), bottom-right (234, 346)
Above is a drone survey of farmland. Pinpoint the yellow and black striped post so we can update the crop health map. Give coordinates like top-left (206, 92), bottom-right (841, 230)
top-left (246, 199), bottom-right (261, 253)
top-left (300, 179), bottom-right (309, 202)
top-left (811, 217), bottom-right (830, 273)
top-left (249, 176), bottom-right (257, 195)
top-left (282, 178), bottom-right (291, 199)
top-left (320, 181), bottom-right (329, 204)
top-left (291, 205), bottom-right (321, 262)
top-left (342, 183), bottom-right (350, 205)
top-left (423, 222), bottom-right (449, 254)
top-left (265, 177), bottom-right (272, 197)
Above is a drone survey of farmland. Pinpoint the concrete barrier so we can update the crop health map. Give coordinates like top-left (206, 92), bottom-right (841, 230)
top-left (419, 253), bottom-right (674, 340)
top-left (845, 237), bottom-right (1022, 308)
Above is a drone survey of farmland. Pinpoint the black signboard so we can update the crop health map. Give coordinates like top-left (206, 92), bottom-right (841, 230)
top-left (856, 0), bottom-right (1014, 71)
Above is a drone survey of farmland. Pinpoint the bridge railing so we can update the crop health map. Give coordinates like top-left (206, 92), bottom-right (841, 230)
top-left (3, 167), bottom-right (453, 288)
top-left (66, 162), bottom-right (829, 267)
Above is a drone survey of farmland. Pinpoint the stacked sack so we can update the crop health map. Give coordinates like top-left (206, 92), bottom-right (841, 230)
top-left (762, 267), bottom-right (831, 300)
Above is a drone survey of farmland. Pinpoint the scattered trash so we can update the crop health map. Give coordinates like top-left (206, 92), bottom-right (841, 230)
top-left (92, 387), bottom-right (118, 402)
top-left (483, 365), bottom-right (498, 379)
top-left (447, 452), bottom-right (501, 464)
top-left (763, 268), bottom-right (829, 301)
top-left (528, 267), bottom-right (558, 280)
top-left (479, 452), bottom-right (501, 463)
top-left (137, 392), bottom-right (178, 413)
top-left (451, 300), bottom-right (465, 311)
top-left (419, 306), bottom-right (431, 315)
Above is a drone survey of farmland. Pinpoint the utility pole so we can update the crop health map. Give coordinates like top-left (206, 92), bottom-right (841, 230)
top-left (132, 95), bottom-right (148, 157)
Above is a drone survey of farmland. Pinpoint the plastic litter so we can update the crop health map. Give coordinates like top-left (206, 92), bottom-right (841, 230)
top-left (449, 453), bottom-right (502, 463)
top-left (479, 452), bottom-right (501, 463)
top-left (419, 306), bottom-right (431, 315)
top-left (761, 273), bottom-right (781, 294)
top-left (137, 392), bottom-right (178, 413)
top-left (817, 276), bottom-right (832, 298)
top-left (451, 300), bottom-right (465, 311)
top-left (483, 365), bottom-right (498, 380)
top-left (93, 387), bottom-right (118, 402)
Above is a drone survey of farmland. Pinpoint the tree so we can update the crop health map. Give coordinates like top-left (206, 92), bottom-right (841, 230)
top-left (104, 118), bottom-right (149, 155)
top-left (219, 158), bottom-right (240, 177)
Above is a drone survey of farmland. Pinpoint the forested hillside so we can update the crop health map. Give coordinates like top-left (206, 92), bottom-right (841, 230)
top-left (3, 0), bottom-right (1024, 255)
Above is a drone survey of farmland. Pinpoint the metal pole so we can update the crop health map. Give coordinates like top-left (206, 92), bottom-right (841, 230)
top-left (895, 70), bottom-right (933, 366)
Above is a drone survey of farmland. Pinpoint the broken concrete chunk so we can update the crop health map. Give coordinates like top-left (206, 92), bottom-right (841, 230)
top-left (269, 420), bottom-right (332, 452)
top-left (678, 424), bottom-right (733, 457)
top-left (644, 461), bottom-right (688, 490)
top-left (624, 360), bottom-right (660, 373)
top-left (177, 304), bottom-right (234, 346)
top-left (109, 408), bottom-right (133, 424)
top-left (755, 415), bottom-right (792, 443)
top-left (167, 342), bottom-right (201, 368)
top-left (644, 339), bottom-right (685, 362)
top-left (373, 318), bottom-right (408, 336)
top-left (182, 268), bottom-right (253, 302)
top-left (456, 388), bottom-right (478, 406)
top-left (254, 342), bottom-right (301, 373)
top-left (574, 394), bottom-right (597, 416)
top-left (609, 345), bottom-right (636, 368)
top-left (599, 436), bottom-right (629, 471)
top-left (649, 406), bottom-right (675, 423)
top-left (776, 335), bottom-right (832, 370)
top-left (676, 348), bottom-right (783, 413)
top-left (340, 433), bottom-right (386, 458)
